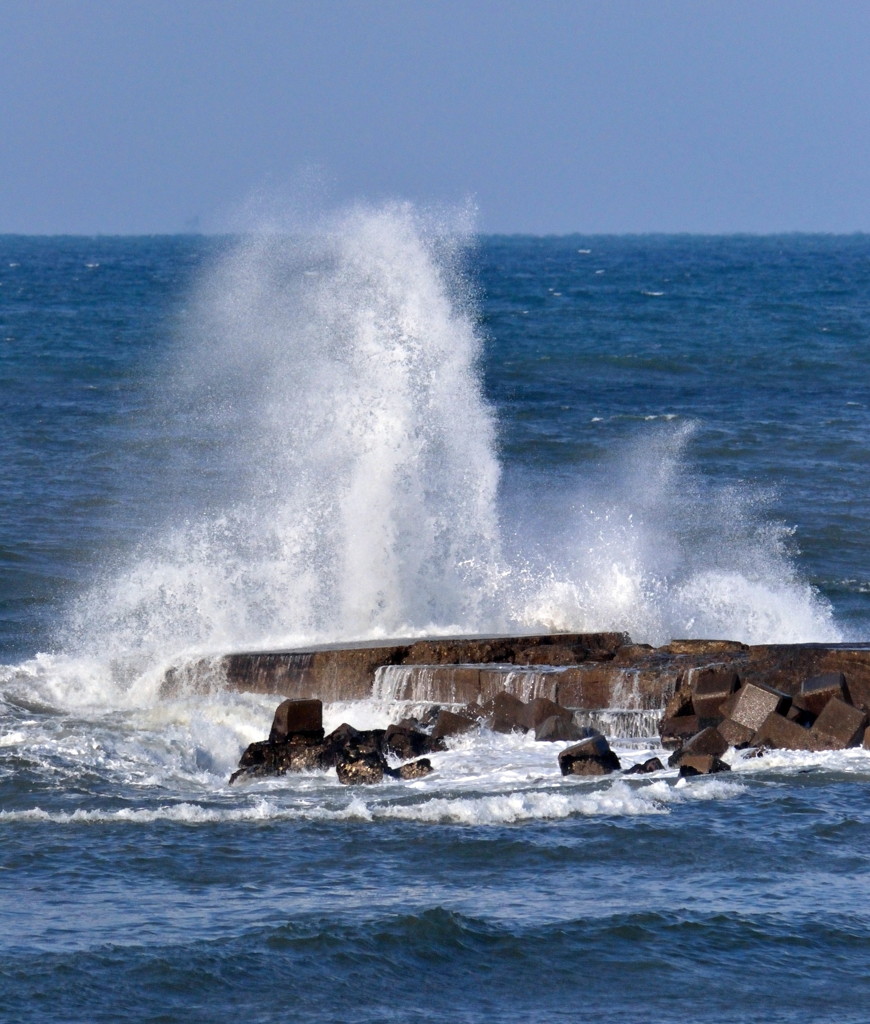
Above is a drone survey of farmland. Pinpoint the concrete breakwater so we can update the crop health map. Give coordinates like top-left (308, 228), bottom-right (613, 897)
top-left (162, 632), bottom-right (870, 717)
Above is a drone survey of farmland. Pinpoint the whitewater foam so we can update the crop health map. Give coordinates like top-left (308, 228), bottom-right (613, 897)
top-left (24, 200), bottom-right (839, 708)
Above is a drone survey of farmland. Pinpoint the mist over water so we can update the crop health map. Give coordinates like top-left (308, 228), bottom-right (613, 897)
top-left (50, 202), bottom-right (839, 697)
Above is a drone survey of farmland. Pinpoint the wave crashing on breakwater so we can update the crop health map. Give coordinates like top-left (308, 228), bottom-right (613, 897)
top-left (54, 201), bottom-right (838, 697)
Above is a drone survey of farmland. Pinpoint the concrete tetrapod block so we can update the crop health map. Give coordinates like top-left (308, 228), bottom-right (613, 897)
top-left (690, 666), bottom-right (739, 718)
top-left (518, 697), bottom-right (572, 732)
top-left (481, 691), bottom-right (528, 734)
top-left (717, 717), bottom-right (756, 748)
top-left (753, 711), bottom-right (821, 751)
top-left (677, 755), bottom-right (731, 777)
top-left (659, 715), bottom-right (705, 749)
top-left (728, 683), bottom-right (791, 732)
top-left (430, 709), bottom-right (479, 741)
top-left (667, 727), bottom-right (729, 767)
top-left (795, 673), bottom-right (849, 717)
top-left (534, 715), bottom-right (587, 742)
top-left (811, 697), bottom-right (868, 750)
top-left (268, 698), bottom-right (324, 743)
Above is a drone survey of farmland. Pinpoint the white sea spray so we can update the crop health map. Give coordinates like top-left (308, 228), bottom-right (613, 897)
top-left (15, 200), bottom-right (839, 714)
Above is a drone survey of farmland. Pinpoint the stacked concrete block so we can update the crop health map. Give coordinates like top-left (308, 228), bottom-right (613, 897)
top-left (658, 660), bottom-right (870, 761)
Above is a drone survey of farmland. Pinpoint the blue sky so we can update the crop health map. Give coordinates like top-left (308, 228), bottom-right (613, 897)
top-left (3, 0), bottom-right (869, 234)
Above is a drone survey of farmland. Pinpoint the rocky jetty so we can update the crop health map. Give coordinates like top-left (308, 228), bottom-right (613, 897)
top-left (187, 633), bottom-right (870, 784)
top-left (166, 634), bottom-right (870, 723)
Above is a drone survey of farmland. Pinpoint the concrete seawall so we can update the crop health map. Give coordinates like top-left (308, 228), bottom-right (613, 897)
top-left (162, 633), bottom-right (870, 714)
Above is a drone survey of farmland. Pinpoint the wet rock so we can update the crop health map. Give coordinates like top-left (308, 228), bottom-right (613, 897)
top-left (811, 697), bottom-right (868, 750)
top-left (534, 715), bottom-right (587, 742)
top-left (231, 730), bottom-right (330, 781)
top-left (518, 697), bottom-right (572, 732)
top-left (268, 698), bottom-right (324, 743)
top-left (558, 732), bottom-right (621, 776)
top-left (610, 643), bottom-right (656, 665)
top-left (667, 726), bottom-right (729, 767)
top-left (383, 723), bottom-right (444, 759)
top-left (753, 711), bottom-right (820, 751)
top-left (659, 714), bottom-right (706, 749)
top-left (481, 691), bottom-right (528, 734)
top-left (430, 708), bottom-right (479, 740)
top-left (395, 758), bottom-right (433, 780)
top-left (624, 756), bottom-right (665, 775)
top-left (335, 749), bottom-right (386, 785)
top-left (414, 705), bottom-right (443, 730)
top-left (690, 666), bottom-right (739, 719)
top-left (678, 755), bottom-right (731, 777)
top-left (728, 682), bottom-right (791, 732)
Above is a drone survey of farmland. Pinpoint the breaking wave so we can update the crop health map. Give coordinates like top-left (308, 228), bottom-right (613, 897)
top-left (50, 200), bottom-right (838, 699)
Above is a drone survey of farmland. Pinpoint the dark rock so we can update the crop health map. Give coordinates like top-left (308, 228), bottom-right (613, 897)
top-left (235, 730), bottom-right (332, 776)
top-left (558, 733), bottom-right (621, 776)
top-left (238, 739), bottom-right (272, 768)
top-left (481, 691), bottom-right (528, 734)
top-left (395, 758), bottom-right (434, 780)
top-left (383, 723), bottom-right (444, 759)
top-left (325, 722), bottom-right (360, 746)
top-left (795, 673), bottom-right (849, 717)
top-left (312, 725), bottom-right (386, 770)
top-left (335, 750), bottom-right (386, 785)
top-left (534, 715), bottom-right (587, 742)
top-left (430, 708), bottom-right (479, 740)
top-left (728, 682), bottom-right (791, 732)
top-left (268, 698), bottom-right (323, 743)
top-left (667, 727), bottom-right (729, 766)
top-left (518, 697), bottom-right (572, 732)
top-left (415, 705), bottom-right (442, 730)
top-left (690, 666), bottom-right (739, 719)
top-left (678, 755), bottom-right (731, 777)
top-left (624, 756), bottom-right (665, 775)
top-left (811, 697), bottom-right (868, 749)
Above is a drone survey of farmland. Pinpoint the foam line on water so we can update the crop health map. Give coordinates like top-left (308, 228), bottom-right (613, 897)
top-left (0, 776), bottom-right (747, 826)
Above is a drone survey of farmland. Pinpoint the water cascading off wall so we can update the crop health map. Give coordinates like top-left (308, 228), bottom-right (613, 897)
top-left (58, 200), bottom-right (840, 690)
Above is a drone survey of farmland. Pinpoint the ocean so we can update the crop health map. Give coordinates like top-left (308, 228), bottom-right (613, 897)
top-left (1, 207), bottom-right (869, 1022)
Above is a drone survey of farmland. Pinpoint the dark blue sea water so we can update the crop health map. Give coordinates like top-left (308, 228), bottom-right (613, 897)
top-left (2, 212), bottom-right (869, 1022)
